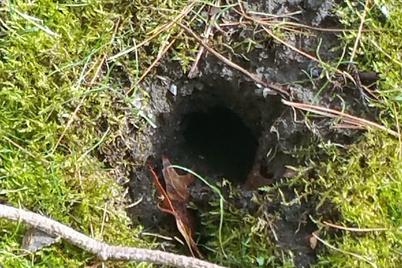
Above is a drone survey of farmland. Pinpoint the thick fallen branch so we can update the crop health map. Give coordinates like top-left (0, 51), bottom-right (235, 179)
top-left (0, 204), bottom-right (225, 268)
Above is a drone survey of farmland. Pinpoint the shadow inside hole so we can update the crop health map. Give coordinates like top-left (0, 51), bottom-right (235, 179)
top-left (182, 105), bottom-right (258, 183)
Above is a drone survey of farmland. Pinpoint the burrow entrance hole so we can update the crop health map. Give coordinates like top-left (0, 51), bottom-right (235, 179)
top-left (128, 79), bottom-right (323, 263)
top-left (153, 80), bottom-right (286, 185)
top-left (182, 105), bottom-right (257, 182)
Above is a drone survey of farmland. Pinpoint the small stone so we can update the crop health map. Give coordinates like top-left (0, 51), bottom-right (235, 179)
top-left (263, 88), bottom-right (275, 98)
top-left (168, 84), bottom-right (177, 96)
top-left (22, 228), bottom-right (58, 252)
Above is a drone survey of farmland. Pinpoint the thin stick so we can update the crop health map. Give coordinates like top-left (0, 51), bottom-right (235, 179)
top-left (282, 100), bottom-right (400, 138)
top-left (392, 103), bottom-right (402, 158)
top-left (178, 23), bottom-right (289, 96)
top-left (108, 1), bottom-right (196, 61)
top-left (312, 233), bottom-right (377, 268)
top-left (349, 0), bottom-right (370, 65)
top-left (219, 20), bottom-right (385, 33)
top-left (188, 1), bottom-right (220, 79)
top-left (0, 204), bottom-right (225, 268)
top-left (131, 3), bottom-right (203, 88)
top-left (50, 96), bottom-right (86, 154)
top-left (260, 25), bottom-right (358, 85)
top-left (323, 221), bottom-right (388, 232)
top-left (88, 54), bottom-right (107, 86)
top-left (3, 136), bottom-right (48, 164)
top-left (237, 4), bottom-right (377, 99)
top-left (369, 39), bottom-right (402, 68)
top-left (88, 20), bottom-right (120, 87)
top-left (134, 37), bottom-right (177, 86)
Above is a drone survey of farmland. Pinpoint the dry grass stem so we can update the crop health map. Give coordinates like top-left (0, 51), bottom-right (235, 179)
top-left (108, 1), bottom-right (196, 61)
top-left (188, 1), bottom-right (221, 79)
top-left (323, 221), bottom-right (388, 232)
top-left (236, 4), bottom-right (378, 99)
top-left (179, 23), bottom-right (289, 96)
top-left (312, 233), bottom-right (377, 268)
top-left (134, 38), bottom-right (177, 87)
top-left (349, 0), bottom-right (371, 65)
top-left (282, 100), bottom-right (400, 138)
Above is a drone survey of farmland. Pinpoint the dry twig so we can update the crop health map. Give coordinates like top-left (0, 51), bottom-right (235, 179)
top-left (282, 100), bottom-right (400, 138)
top-left (219, 20), bottom-right (383, 33)
top-left (134, 38), bottom-right (177, 86)
top-left (349, 0), bottom-right (370, 65)
top-left (129, 3), bottom-right (204, 89)
top-left (179, 23), bottom-right (289, 96)
top-left (0, 204), bottom-right (225, 268)
top-left (323, 221), bottom-right (388, 232)
top-left (312, 233), bottom-right (377, 268)
top-left (236, 3), bottom-right (378, 99)
top-left (188, 1), bottom-right (221, 78)
top-left (108, 1), bottom-right (196, 61)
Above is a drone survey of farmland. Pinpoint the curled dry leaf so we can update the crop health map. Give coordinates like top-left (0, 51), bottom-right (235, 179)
top-left (162, 156), bottom-right (194, 202)
top-left (309, 230), bottom-right (320, 250)
top-left (148, 156), bottom-right (202, 258)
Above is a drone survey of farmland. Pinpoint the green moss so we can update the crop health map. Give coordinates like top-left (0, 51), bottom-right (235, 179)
top-left (198, 1), bottom-right (402, 267)
top-left (1, 0), bottom-right (401, 267)
top-left (313, 132), bottom-right (402, 267)
top-left (0, 0), bottom-right (153, 266)
top-left (200, 197), bottom-right (277, 267)
top-left (195, 180), bottom-right (300, 268)
top-left (312, 1), bottom-right (402, 266)
top-left (0, 0), bottom-right (205, 265)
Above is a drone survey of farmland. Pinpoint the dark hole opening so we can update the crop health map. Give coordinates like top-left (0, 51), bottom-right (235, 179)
top-left (182, 105), bottom-right (258, 183)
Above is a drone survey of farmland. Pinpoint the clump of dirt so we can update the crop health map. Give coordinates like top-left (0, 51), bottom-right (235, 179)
top-left (99, 0), bottom-right (375, 266)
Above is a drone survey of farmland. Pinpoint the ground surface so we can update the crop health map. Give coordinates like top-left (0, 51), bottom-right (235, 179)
top-left (0, 0), bottom-right (401, 267)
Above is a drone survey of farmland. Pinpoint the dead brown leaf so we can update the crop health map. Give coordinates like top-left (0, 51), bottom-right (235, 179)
top-left (309, 230), bottom-right (320, 250)
top-left (162, 156), bottom-right (194, 202)
top-left (148, 157), bottom-right (202, 258)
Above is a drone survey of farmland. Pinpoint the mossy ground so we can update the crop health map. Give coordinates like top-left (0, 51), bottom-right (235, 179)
top-left (0, 0), bottom-right (155, 266)
top-left (0, 0), bottom-right (401, 267)
top-left (312, 1), bottom-right (402, 266)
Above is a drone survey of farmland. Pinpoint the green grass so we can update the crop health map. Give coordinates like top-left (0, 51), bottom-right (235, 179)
top-left (197, 182), bottom-right (295, 267)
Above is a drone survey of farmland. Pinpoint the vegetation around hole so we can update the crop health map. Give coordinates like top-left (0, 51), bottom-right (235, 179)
top-left (0, 0), bottom-right (401, 267)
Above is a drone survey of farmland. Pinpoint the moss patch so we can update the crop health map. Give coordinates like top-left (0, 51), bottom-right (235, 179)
top-left (0, 1), bottom-right (153, 266)
top-left (312, 1), bottom-right (402, 266)
top-left (0, 0), bottom-right (401, 267)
